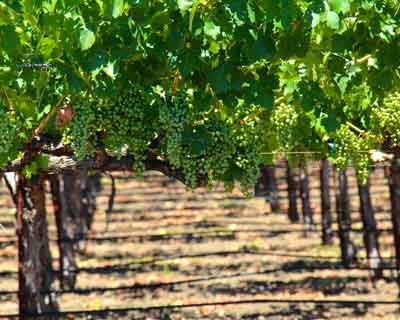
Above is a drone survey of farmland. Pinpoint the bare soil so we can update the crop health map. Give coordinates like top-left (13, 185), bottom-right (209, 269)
top-left (0, 165), bottom-right (399, 319)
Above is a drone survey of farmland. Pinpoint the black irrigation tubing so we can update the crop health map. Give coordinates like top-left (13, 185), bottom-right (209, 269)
top-left (0, 265), bottom-right (318, 296)
top-left (3, 298), bottom-right (400, 319)
top-left (0, 208), bottom-right (394, 224)
top-left (98, 191), bottom-right (245, 201)
top-left (0, 264), bottom-right (391, 297)
top-left (0, 225), bottom-right (396, 246)
top-left (95, 196), bottom-right (249, 207)
top-left (105, 205), bottom-right (247, 214)
top-left (1, 249), bottom-right (397, 278)
top-left (88, 214), bottom-right (395, 226)
top-left (49, 249), bottom-right (400, 273)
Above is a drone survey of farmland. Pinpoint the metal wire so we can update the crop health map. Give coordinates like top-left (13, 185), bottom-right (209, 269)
top-left (2, 297), bottom-right (400, 319)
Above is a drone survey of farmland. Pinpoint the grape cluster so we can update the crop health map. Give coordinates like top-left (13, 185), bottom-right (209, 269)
top-left (371, 92), bottom-right (400, 147)
top-left (67, 88), bottom-right (262, 192)
top-left (334, 124), bottom-right (372, 185)
top-left (271, 103), bottom-right (299, 151)
top-left (68, 87), bottom-right (160, 173)
top-left (159, 94), bottom-right (262, 192)
top-left (0, 107), bottom-right (20, 167)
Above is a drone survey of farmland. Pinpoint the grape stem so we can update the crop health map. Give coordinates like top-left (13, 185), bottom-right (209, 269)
top-left (346, 121), bottom-right (383, 144)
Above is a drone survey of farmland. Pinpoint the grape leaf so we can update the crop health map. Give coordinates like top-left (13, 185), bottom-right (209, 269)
top-left (328, 0), bottom-right (350, 14)
top-left (79, 27), bottom-right (96, 51)
top-left (204, 20), bottom-right (221, 39)
top-left (326, 11), bottom-right (340, 30)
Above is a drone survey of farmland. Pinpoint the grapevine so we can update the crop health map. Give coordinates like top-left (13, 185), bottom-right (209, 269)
top-left (0, 106), bottom-right (21, 167)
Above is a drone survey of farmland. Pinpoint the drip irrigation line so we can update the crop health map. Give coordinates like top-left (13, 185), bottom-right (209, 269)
top-left (0, 265), bottom-right (311, 296)
top-left (1, 249), bottom-right (397, 277)
top-left (50, 229), bottom-right (291, 243)
top-left (70, 249), bottom-right (398, 274)
top-left (0, 207), bottom-right (394, 228)
top-left (0, 265), bottom-right (392, 297)
top-left (0, 226), bottom-right (396, 247)
top-left (2, 297), bottom-right (400, 318)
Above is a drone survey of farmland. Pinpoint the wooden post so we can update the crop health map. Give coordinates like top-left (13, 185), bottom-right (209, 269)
top-left (17, 175), bottom-right (58, 319)
top-left (320, 158), bottom-right (333, 244)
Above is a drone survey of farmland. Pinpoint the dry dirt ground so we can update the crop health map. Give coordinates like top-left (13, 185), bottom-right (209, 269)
top-left (0, 165), bottom-right (400, 319)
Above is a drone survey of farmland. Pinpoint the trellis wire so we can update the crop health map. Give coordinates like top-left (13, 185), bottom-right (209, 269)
top-left (2, 298), bottom-right (400, 319)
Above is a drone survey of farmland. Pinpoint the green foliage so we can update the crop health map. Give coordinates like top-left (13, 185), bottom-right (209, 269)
top-left (0, 1), bottom-right (398, 190)
top-left (22, 154), bottom-right (49, 179)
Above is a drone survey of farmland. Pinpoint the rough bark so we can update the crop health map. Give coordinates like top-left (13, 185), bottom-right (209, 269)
top-left (336, 169), bottom-right (357, 267)
top-left (358, 178), bottom-right (383, 279)
top-left (255, 165), bottom-right (280, 212)
top-left (60, 171), bottom-right (86, 253)
top-left (286, 163), bottom-right (299, 222)
top-left (254, 166), bottom-right (266, 197)
top-left (320, 158), bottom-right (333, 245)
top-left (17, 175), bottom-right (58, 319)
top-left (80, 172), bottom-right (101, 232)
top-left (49, 175), bottom-right (77, 290)
top-left (388, 158), bottom-right (400, 296)
top-left (4, 153), bottom-right (208, 187)
top-left (265, 165), bottom-right (280, 212)
top-left (299, 166), bottom-right (314, 233)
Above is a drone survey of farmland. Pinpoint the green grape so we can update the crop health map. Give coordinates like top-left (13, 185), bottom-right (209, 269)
top-left (334, 124), bottom-right (372, 185)
top-left (371, 92), bottom-right (400, 147)
top-left (271, 103), bottom-right (299, 151)
top-left (0, 107), bottom-right (21, 167)
top-left (159, 93), bottom-right (262, 193)
top-left (68, 86), bottom-right (160, 173)
top-left (67, 88), bottom-right (262, 192)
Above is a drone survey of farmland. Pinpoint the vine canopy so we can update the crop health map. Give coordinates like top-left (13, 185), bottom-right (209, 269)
top-left (0, 0), bottom-right (399, 188)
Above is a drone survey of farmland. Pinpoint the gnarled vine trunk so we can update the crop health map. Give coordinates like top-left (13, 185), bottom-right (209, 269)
top-left (49, 175), bottom-right (77, 290)
top-left (286, 163), bottom-right (299, 222)
top-left (299, 166), bottom-right (314, 233)
top-left (336, 169), bottom-right (357, 267)
top-left (264, 165), bottom-right (280, 212)
top-left (320, 158), bottom-right (333, 244)
top-left (17, 175), bottom-right (58, 319)
top-left (388, 158), bottom-right (400, 296)
top-left (254, 166), bottom-right (266, 197)
top-left (60, 172), bottom-right (86, 253)
top-left (80, 171), bottom-right (100, 232)
top-left (255, 165), bottom-right (280, 212)
top-left (358, 178), bottom-right (383, 279)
